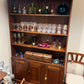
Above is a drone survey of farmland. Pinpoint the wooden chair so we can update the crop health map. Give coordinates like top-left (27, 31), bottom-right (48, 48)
top-left (0, 71), bottom-right (7, 81)
top-left (65, 52), bottom-right (84, 84)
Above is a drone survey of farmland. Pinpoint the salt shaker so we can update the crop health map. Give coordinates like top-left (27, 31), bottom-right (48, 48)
top-left (62, 24), bottom-right (68, 34)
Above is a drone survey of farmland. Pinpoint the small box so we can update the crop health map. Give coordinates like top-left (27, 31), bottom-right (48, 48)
top-left (24, 51), bottom-right (52, 63)
top-left (24, 51), bottom-right (33, 60)
top-left (43, 54), bottom-right (52, 63)
top-left (33, 52), bottom-right (43, 61)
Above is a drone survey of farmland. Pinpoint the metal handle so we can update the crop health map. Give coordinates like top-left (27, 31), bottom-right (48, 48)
top-left (45, 74), bottom-right (47, 80)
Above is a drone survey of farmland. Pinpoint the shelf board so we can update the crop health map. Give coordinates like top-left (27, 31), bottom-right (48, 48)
top-left (12, 56), bottom-right (64, 68)
top-left (11, 43), bottom-right (66, 52)
top-left (9, 13), bottom-right (70, 17)
top-left (11, 30), bottom-right (68, 36)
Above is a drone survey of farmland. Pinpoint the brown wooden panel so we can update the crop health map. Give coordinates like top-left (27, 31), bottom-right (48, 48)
top-left (30, 62), bottom-right (41, 84)
top-left (47, 66), bottom-right (60, 84)
top-left (12, 59), bottom-right (26, 80)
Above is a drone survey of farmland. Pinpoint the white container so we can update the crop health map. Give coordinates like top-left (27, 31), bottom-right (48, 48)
top-left (62, 24), bottom-right (68, 34)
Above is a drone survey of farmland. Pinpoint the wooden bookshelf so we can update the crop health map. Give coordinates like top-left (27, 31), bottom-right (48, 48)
top-left (7, 0), bottom-right (73, 84)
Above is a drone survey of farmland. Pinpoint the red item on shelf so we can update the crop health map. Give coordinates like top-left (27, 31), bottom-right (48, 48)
top-left (38, 43), bottom-right (51, 48)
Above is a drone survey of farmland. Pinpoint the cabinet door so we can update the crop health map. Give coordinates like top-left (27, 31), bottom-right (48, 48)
top-left (46, 66), bottom-right (60, 84)
top-left (30, 62), bottom-right (41, 84)
top-left (24, 61), bottom-right (31, 81)
top-left (12, 59), bottom-right (25, 80)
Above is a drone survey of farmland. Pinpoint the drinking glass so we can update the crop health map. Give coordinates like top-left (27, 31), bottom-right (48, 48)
top-left (32, 22), bottom-right (37, 32)
top-left (16, 23), bottom-right (20, 30)
top-left (37, 23), bottom-right (42, 32)
top-left (21, 33), bottom-right (24, 44)
top-left (45, 24), bottom-right (48, 33)
top-left (57, 24), bottom-right (62, 34)
top-left (30, 22), bottom-right (33, 31)
top-left (42, 24), bottom-right (46, 33)
top-left (27, 22), bottom-right (30, 31)
top-left (51, 24), bottom-right (56, 33)
top-left (17, 33), bottom-right (21, 44)
top-left (53, 42), bottom-right (56, 48)
top-left (13, 23), bottom-right (16, 30)
top-left (13, 33), bottom-right (17, 44)
top-left (21, 22), bottom-right (25, 31)
top-left (24, 22), bottom-right (27, 31)
top-left (47, 24), bottom-right (52, 33)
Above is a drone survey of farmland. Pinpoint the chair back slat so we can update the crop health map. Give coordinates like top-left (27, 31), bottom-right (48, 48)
top-left (71, 54), bottom-right (74, 60)
top-left (68, 52), bottom-right (84, 64)
top-left (79, 56), bottom-right (83, 62)
top-left (75, 55), bottom-right (78, 61)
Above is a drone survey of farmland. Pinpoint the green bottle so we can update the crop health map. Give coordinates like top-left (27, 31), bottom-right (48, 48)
top-left (22, 6), bottom-right (27, 14)
top-left (12, 2), bottom-right (17, 13)
top-left (18, 4), bottom-right (21, 14)
top-left (45, 2), bottom-right (49, 14)
top-left (29, 3), bottom-right (36, 14)
top-left (38, 5), bottom-right (42, 14)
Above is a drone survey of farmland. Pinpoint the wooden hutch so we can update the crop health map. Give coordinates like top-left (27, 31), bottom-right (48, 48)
top-left (7, 0), bottom-right (73, 84)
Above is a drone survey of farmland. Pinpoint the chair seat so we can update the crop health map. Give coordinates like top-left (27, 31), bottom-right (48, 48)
top-left (66, 73), bottom-right (84, 84)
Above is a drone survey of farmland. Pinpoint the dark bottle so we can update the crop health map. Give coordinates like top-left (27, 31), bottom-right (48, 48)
top-left (38, 5), bottom-right (42, 14)
top-left (50, 5), bottom-right (55, 14)
top-left (12, 2), bottom-right (17, 13)
top-left (57, 3), bottom-right (69, 15)
top-left (45, 2), bottom-right (49, 14)
top-left (32, 37), bottom-right (37, 46)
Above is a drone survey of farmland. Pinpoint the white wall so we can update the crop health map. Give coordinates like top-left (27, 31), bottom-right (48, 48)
top-left (67, 0), bottom-right (84, 53)
top-left (0, 0), bottom-right (11, 67)
top-left (0, 0), bottom-right (84, 69)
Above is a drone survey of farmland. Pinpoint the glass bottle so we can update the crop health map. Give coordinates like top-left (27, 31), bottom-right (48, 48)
top-left (51, 5), bottom-right (55, 14)
top-left (12, 2), bottom-right (17, 13)
top-left (29, 3), bottom-right (36, 14)
top-left (53, 42), bottom-right (56, 48)
top-left (38, 5), bottom-right (42, 14)
top-left (45, 2), bottom-right (49, 14)
top-left (58, 42), bottom-right (62, 50)
top-left (57, 3), bottom-right (69, 15)
top-left (22, 7), bottom-right (27, 14)
top-left (32, 37), bottom-right (37, 46)
top-left (18, 4), bottom-right (21, 14)
top-left (57, 24), bottom-right (62, 34)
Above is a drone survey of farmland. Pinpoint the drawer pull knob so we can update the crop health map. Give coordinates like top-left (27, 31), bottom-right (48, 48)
top-left (45, 74), bottom-right (47, 80)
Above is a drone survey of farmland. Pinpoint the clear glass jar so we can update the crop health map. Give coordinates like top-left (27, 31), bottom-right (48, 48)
top-left (51, 24), bottom-right (56, 33)
top-left (57, 24), bottom-right (62, 34)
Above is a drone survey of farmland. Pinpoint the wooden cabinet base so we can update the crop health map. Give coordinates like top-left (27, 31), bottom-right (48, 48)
top-left (12, 58), bottom-right (64, 84)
